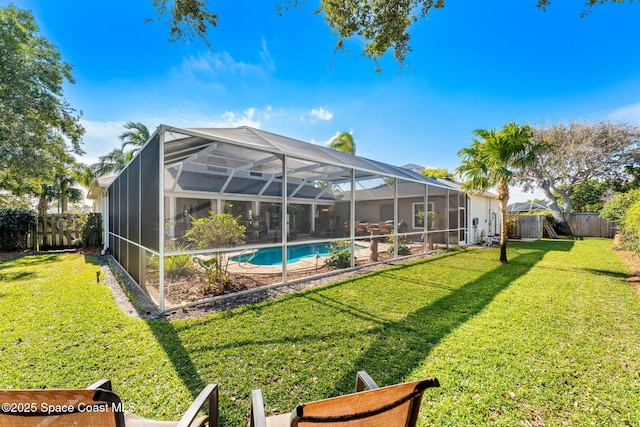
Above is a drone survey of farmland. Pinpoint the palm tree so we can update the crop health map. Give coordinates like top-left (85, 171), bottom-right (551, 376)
top-left (73, 163), bottom-right (98, 190)
top-left (119, 121), bottom-right (150, 157)
top-left (328, 131), bottom-right (356, 154)
top-left (37, 184), bottom-right (57, 217)
top-left (55, 174), bottom-right (82, 213)
top-left (94, 148), bottom-right (133, 177)
top-left (456, 122), bottom-right (543, 263)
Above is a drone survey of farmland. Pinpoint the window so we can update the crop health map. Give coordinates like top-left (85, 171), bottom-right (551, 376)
top-left (413, 202), bottom-right (434, 229)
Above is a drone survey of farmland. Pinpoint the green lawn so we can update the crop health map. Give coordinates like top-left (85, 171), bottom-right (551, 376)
top-left (1, 239), bottom-right (639, 426)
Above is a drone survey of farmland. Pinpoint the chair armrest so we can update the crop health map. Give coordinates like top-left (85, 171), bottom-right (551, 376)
top-left (86, 379), bottom-right (113, 391)
top-left (249, 389), bottom-right (267, 427)
top-left (355, 371), bottom-right (379, 392)
top-left (177, 384), bottom-right (219, 427)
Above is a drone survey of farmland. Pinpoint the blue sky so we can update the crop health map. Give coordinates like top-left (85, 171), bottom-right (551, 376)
top-left (5, 0), bottom-right (640, 201)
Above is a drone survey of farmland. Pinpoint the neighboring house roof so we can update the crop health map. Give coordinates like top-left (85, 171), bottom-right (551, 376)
top-left (508, 201), bottom-right (551, 213)
top-left (86, 175), bottom-right (115, 200)
top-left (401, 163), bottom-right (424, 173)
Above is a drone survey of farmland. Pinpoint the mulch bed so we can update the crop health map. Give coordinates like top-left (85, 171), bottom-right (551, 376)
top-left (163, 264), bottom-right (337, 305)
top-left (0, 250), bottom-right (37, 262)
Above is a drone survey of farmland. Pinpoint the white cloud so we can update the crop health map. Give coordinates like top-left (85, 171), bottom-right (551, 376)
top-left (609, 102), bottom-right (640, 125)
top-left (79, 119), bottom-right (125, 165)
top-left (167, 107), bottom-right (272, 129)
top-left (258, 38), bottom-right (276, 72)
top-left (220, 109), bottom-right (261, 128)
top-left (181, 39), bottom-right (276, 80)
top-left (310, 107), bottom-right (333, 122)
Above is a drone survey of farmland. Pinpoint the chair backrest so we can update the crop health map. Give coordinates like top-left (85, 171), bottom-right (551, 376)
top-left (0, 388), bottom-right (125, 427)
top-left (291, 378), bottom-right (439, 426)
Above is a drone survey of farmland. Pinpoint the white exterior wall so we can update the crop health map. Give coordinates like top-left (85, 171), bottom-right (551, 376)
top-left (468, 193), bottom-right (500, 244)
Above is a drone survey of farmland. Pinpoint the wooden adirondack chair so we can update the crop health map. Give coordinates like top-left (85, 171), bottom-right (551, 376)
top-left (249, 371), bottom-right (439, 427)
top-left (0, 379), bottom-right (218, 427)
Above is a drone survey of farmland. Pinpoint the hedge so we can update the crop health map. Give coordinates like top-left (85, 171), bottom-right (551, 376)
top-left (0, 208), bottom-right (36, 251)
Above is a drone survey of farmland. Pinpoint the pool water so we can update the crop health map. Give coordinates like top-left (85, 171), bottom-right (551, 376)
top-left (231, 243), bottom-right (362, 266)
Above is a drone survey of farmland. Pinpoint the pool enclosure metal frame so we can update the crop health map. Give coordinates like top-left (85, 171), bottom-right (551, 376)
top-left (107, 125), bottom-right (468, 312)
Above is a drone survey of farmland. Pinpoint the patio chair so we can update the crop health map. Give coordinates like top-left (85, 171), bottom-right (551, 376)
top-left (249, 371), bottom-right (439, 427)
top-left (0, 379), bottom-right (218, 427)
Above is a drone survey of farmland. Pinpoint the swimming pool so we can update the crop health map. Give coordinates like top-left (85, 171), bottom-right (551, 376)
top-left (231, 243), bottom-right (364, 266)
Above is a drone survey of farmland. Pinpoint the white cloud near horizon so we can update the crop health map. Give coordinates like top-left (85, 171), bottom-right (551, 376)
top-left (79, 119), bottom-right (125, 165)
top-left (78, 102), bottom-right (338, 165)
top-left (609, 102), bottom-right (640, 125)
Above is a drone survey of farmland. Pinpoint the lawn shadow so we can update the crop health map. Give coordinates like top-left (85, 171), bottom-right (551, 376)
top-left (0, 253), bottom-right (61, 269)
top-left (0, 253), bottom-right (74, 281)
top-left (146, 320), bottom-right (208, 394)
top-left (583, 268), bottom-right (630, 280)
top-left (336, 240), bottom-right (576, 390)
top-left (0, 270), bottom-right (36, 281)
top-left (91, 254), bottom-right (214, 423)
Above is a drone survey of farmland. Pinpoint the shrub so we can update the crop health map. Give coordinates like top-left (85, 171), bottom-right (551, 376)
top-left (602, 189), bottom-right (640, 252)
top-left (76, 213), bottom-right (102, 247)
top-left (193, 256), bottom-right (228, 293)
top-left (165, 246), bottom-right (196, 278)
top-left (0, 208), bottom-right (36, 251)
top-left (601, 189), bottom-right (640, 223)
top-left (185, 212), bottom-right (246, 249)
top-left (621, 200), bottom-right (640, 253)
top-left (325, 249), bottom-right (351, 268)
top-left (185, 212), bottom-right (245, 292)
top-left (387, 244), bottom-right (411, 256)
top-left (145, 243), bottom-right (195, 280)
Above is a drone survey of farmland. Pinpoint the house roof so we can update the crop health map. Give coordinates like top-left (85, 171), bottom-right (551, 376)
top-left (508, 201), bottom-right (551, 213)
top-left (86, 175), bottom-right (115, 200)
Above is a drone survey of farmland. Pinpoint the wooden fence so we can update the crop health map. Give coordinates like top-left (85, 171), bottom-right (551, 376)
top-left (570, 212), bottom-right (617, 238)
top-left (36, 214), bottom-right (101, 249)
top-left (507, 213), bottom-right (617, 239)
top-left (511, 215), bottom-right (545, 239)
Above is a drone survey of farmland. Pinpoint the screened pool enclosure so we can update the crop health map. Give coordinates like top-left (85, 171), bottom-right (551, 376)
top-left (107, 126), bottom-right (468, 311)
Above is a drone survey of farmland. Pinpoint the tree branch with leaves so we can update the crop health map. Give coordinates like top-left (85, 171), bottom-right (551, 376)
top-left (517, 122), bottom-right (640, 227)
top-left (0, 5), bottom-right (84, 197)
top-left (149, 0), bottom-right (633, 69)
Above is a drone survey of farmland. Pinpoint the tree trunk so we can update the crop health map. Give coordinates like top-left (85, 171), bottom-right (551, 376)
top-left (37, 195), bottom-right (48, 218)
top-left (498, 182), bottom-right (509, 263)
top-left (538, 181), bottom-right (565, 224)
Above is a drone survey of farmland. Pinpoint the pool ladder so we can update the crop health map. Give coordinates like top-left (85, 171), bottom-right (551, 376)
top-left (236, 248), bottom-right (257, 266)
